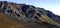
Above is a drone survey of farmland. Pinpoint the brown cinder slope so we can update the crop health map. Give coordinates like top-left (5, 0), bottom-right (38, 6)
top-left (0, 13), bottom-right (24, 28)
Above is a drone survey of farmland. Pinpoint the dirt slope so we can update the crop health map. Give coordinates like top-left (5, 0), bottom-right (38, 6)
top-left (0, 12), bottom-right (60, 28)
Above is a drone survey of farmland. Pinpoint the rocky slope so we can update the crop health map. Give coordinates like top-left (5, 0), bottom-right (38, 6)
top-left (0, 1), bottom-right (60, 28)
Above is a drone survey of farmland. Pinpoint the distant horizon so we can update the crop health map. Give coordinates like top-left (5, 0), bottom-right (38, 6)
top-left (0, 0), bottom-right (60, 16)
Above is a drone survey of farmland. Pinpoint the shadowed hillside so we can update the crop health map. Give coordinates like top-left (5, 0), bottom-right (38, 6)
top-left (0, 1), bottom-right (60, 28)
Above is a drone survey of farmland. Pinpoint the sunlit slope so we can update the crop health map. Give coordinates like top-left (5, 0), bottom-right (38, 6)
top-left (41, 15), bottom-right (60, 27)
top-left (0, 13), bottom-right (60, 28)
top-left (0, 13), bottom-right (24, 28)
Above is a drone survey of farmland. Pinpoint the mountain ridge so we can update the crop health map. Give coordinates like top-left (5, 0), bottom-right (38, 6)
top-left (0, 1), bottom-right (60, 28)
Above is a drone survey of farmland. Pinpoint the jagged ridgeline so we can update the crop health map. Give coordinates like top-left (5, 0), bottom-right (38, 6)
top-left (0, 1), bottom-right (60, 27)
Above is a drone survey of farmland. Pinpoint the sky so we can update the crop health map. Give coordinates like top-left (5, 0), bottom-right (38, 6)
top-left (0, 0), bottom-right (60, 15)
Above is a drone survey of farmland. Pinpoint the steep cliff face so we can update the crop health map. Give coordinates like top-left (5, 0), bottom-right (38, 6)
top-left (0, 1), bottom-right (60, 28)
